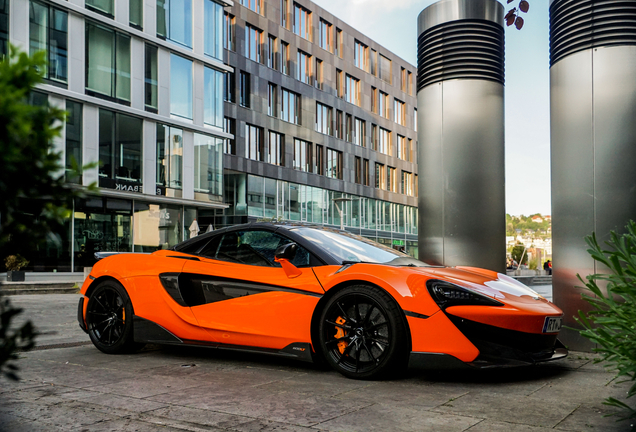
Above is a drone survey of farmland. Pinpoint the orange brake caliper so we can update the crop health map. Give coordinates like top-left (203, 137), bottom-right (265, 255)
top-left (334, 316), bottom-right (348, 354)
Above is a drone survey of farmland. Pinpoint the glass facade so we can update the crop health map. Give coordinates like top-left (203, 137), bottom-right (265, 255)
top-left (65, 100), bottom-right (82, 184)
top-left (204, 0), bottom-right (224, 60)
top-left (157, 0), bottom-right (192, 48)
top-left (204, 66), bottom-right (224, 127)
top-left (29, 0), bottom-right (67, 83)
top-left (85, 0), bottom-right (113, 16)
top-left (156, 124), bottom-right (183, 194)
top-left (86, 22), bottom-right (131, 103)
top-left (129, 0), bottom-right (143, 28)
top-left (194, 133), bottom-right (224, 201)
top-left (98, 109), bottom-right (143, 191)
top-left (170, 53), bottom-right (193, 119)
top-left (0, 0), bottom-right (8, 58)
top-left (144, 44), bottom-right (158, 111)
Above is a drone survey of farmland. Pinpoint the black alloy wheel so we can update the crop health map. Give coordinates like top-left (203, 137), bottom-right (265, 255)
top-left (86, 281), bottom-right (143, 354)
top-left (318, 285), bottom-right (408, 379)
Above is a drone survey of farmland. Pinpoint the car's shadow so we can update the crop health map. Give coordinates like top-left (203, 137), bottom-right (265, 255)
top-left (141, 343), bottom-right (572, 383)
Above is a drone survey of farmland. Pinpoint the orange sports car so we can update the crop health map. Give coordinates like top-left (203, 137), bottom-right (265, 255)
top-left (78, 222), bottom-right (567, 379)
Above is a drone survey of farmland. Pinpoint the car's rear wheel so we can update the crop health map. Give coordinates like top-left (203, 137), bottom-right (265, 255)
top-left (318, 285), bottom-right (408, 379)
top-left (86, 281), bottom-right (143, 354)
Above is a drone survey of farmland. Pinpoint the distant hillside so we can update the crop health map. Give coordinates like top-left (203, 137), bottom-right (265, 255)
top-left (506, 214), bottom-right (551, 238)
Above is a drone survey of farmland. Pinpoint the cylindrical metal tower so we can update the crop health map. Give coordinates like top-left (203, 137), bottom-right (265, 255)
top-left (550, 0), bottom-right (636, 350)
top-left (417, 0), bottom-right (506, 272)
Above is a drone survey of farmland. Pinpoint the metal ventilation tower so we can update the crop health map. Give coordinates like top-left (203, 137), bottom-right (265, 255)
top-left (417, 0), bottom-right (506, 272)
top-left (550, 0), bottom-right (636, 350)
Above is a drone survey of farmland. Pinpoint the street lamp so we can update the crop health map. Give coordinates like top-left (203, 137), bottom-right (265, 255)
top-left (332, 197), bottom-right (351, 231)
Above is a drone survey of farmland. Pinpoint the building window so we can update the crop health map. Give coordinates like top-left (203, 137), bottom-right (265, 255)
top-left (245, 123), bottom-right (264, 161)
top-left (293, 3), bottom-right (311, 41)
top-left (281, 41), bottom-right (290, 75)
top-left (204, 66), bottom-right (224, 127)
top-left (130, 0), bottom-right (142, 28)
top-left (267, 35), bottom-right (277, 69)
top-left (157, 0), bottom-right (192, 48)
top-left (224, 117), bottom-right (235, 154)
top-left (345, 74), bottom-right (360, 106)
top-left (293, 138), bottom-right (312, 172)
top-left (268, 131), bottom-right (284, 166)
top-left (204, 0), bottom-right (223, 60)
top-left (355, 157), bottom-right (362, 184)
top-left (394, 99), bottom-right (405, 126)
top-left (400, 67), bottom-right (406, 92)
top-left (387, 166), bottom-right (396, 192)
top-left (224, 12), bottom-right (235, 51)
top-left (86, 0), bottom-right (113, 17)
top-left (194, 133), bottom-right (223, 199)
top-left (245, 24), bottom-right (263, 63)
top-left (402, 171), bottom-right (413, 196)
top-left (354, 118), bottom-right (365, 146)
top-left (316, 102), bottom-right (332, 135)
top-left (326, 149), bottom-right (342, 180)
top-left (156, 124), bottom-right (183, 191)
top-left (144, 44), bottom-right (158, 112)
top-left (224, 71), bottom-right (235, 102)
top-left (370, 48), bottom-right (377, 75)
top-left (414, 108), bottom-right (417, 131)
top-left (379, 127), bottom-right (391, 155)
top-left (240, 0), bottom-right (262, 14)
top-left (86, 22), bottom-right (130, 103)
top-left (397, 135), bottom-right (407, 161)
top-left (375, 163), bottom-right (385, 190)
top-left (65, 100), bottom-right (82, 184)
top-left (336, 69), bottom-right (344, 98)
top-left (379, 54), bottom-right (391, 84)
top-left (379, 91), bottom-right (389, 118)
top-left (29, 1), bottom-right (68, 84)
top-left (297, 50), bottom-right (312, 85)
top-left (239, 71), bottom-right (250, 107)
top-left (415, 174), bottom-right (418, 197)
top-left (170, 53), bottom-right (192, 119)
top-left (98, 109), bottom-right (143, 189)
top-left (408, 71), bottom-right (413, 95)
top-left (280, 0), bottom-right (288, 28)
top-left (335, 28), bottom-right (343, 58)
top-left (319, 19), bottom-right (332, 52)
top-left (371, 124), bottom-right (377, 150)
top-left (0, 0), bottom-right (8, 58)
top-left (268, 83), bottom-right (277, 117)
top-left (345, 114), bottom-right (353, 143)
top-left (354, 40), bottom-right (368, 72)
top-left (335, 110), bottom-right (343, 140)
top-left (363, 159), bottom-right (369, 186)
top-left (315, 144), bottom-right (324, 175)
top-left (408, 138), bottom-right (413, 162)
top-left (281, 88), bottom-right (300, 124)
top-left (371, 87), bottom-right (377, 113)
top-left (315, 59), bottom-right (323, 90)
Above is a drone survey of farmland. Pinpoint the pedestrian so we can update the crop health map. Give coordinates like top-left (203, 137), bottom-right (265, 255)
top-left (543, 260), bottom-right (552, 275)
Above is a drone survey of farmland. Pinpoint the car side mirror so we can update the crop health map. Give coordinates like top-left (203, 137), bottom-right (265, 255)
top-left (275, 243), bottom-right (297, 261)
top-left (274, 243), bottom-right (301, 278)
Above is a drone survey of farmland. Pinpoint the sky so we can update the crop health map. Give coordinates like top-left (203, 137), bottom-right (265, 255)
top-left (312, 0), bottom-right (551, 217)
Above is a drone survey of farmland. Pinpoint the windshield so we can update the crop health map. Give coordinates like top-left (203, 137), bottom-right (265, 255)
top-left (291, 227), bottom-right (430, 266)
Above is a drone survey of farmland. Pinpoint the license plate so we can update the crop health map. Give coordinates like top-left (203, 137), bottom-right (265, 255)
top-left (543, 316), bottom-right (562, 333)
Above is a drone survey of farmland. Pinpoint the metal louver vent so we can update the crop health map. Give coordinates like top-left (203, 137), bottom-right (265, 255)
top-left (550, 0), bottom-right (636, 66)
top-left (417, 19), bottom-right (504, 92)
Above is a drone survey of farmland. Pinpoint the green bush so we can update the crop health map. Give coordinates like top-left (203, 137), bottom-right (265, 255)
top-left (511, 243), bottom-right (528, 266)
top-left (577, 220), bottom-right (636, 428)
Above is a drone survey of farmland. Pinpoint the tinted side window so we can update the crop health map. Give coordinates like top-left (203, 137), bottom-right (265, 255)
top-left (211, 230), bottom-right (312, 267)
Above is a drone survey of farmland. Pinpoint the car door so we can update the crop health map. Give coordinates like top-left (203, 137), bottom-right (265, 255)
top-left (181, 229), bottom-right (324, 350)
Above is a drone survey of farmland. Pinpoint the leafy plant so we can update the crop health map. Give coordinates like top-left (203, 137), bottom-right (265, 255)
top-left (0, 293), bottom-right (36, 380)
top-left (576, 220), bottom-right (636, 428)
top-left (510, 243), bottom-right (528, 266)
top-left (4, 254), bottom-right (29, 272)
top-left (505, 0), bottom-right (530, 30)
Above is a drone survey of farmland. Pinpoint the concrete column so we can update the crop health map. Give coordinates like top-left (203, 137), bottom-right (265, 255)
top-left (416, 0), bottom-right (506, 272)
top-left (143, 119), bottom-right (157, 196)
top-left (68, 13), bottom-right (86, 94)
top-left (182, 130), bottom-right (195, 199)
top-left (82, 104), bottom-right (99, 187)
top-left (131, 37), bottom-right (145, 111)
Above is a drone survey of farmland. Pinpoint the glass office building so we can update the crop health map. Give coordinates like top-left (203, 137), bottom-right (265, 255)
top-left (5, 0), bottom-right (418, 273)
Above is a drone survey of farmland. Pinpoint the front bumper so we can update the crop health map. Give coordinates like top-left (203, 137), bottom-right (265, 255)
top-left (77, 296), bottom-right (88, 333)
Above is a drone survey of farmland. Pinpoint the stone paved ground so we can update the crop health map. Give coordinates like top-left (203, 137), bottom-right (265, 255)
top-left (0, 294), bottom-right (632, 432)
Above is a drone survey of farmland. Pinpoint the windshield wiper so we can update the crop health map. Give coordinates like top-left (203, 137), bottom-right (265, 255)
top-left (341, 260), bottom-right (377, 265)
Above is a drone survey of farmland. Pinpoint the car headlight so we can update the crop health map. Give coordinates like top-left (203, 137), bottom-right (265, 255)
top-left (426, 280), bottom-right (504, 309)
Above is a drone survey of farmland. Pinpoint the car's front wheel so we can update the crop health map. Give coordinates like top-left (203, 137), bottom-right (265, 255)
top-left (86, 281), bottom-right (143, 354)
top-left (318, 285), bottom-right (408, 379)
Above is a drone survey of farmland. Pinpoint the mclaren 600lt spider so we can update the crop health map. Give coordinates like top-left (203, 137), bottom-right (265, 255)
top-left (78, 223), bottom-right (567, 379)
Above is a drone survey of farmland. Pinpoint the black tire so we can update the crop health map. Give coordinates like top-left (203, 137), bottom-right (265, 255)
top-left (318, 285), bottom-right (408, 380)
top-left (86, 281), bottom-right (144, 354)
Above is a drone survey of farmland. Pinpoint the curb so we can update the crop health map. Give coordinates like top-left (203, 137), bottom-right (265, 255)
top-left (0, 282), bottom-right (80, 295)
